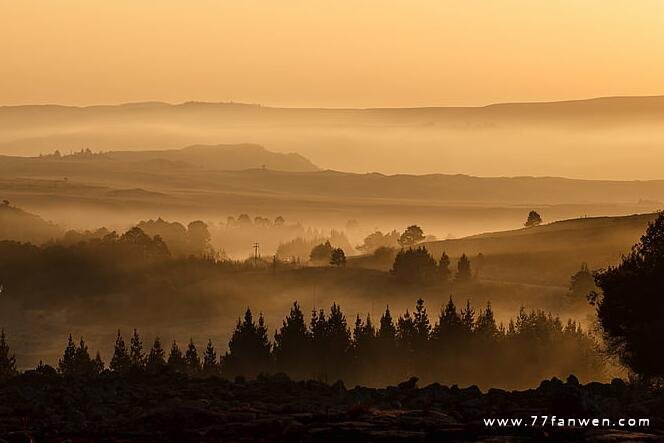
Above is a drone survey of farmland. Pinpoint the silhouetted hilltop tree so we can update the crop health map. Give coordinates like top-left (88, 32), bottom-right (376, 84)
top-left (274, 302), bottom-right (310, 378)
top-left (310, 241), bottom-right (334, 265)
top-left (475, 302), bottom-right (499, 339)
top-left (438, 252), bottom-right (452, 282)
top-left (146, 337), bottom-right (166, 373)
top-left (460, 300), bottom-right (475, 336)
top-left (455, 253), bottom-right (472, 282)
top-left (221, 309), bottom-right (271, 378)
top-left (110, 330), bottom-right (131, 374)
top-left (378, 307), bottom-right (397, 342)
top-left (324, 303), bottom-right (352, 380)
top-left (185, 339), bottom-right (201, 372)
top-left (357, 230), bottom-right (400, 253)
top-left (167, 341), bottom-right (186, 372)
top-left (130, 329), bottom-right (145, 370)
top-left (525, 210), bottom-right (543, 227)
top-left (0, 329), bottom-right (17, 380)
top-left (274, 216), bottom-right (286, 226)
top-left (391, 247), bottom-right (438, 284)
top-left (58, 336), bottom-right (100, 376)
top-left (593, 212), bottom-right (664, 378)
top-left (398, 225), bottom-right (425, 247)
top-left (58, 335), bottom-right (76, 375)
top-left (413, 298), bottom-right (431, 350)
top-left (569, 263), bottom-right (597, 299)
top-left (202, 340), bottom-right (219, 374)
top-left (433, 297), bottom-right (463, 341)
top-left (187, 220), bottom-right (213, 257)
top-left (120, 227), bottom-right (170, 259)
top-left (330, 248), bottom-right (346, 267)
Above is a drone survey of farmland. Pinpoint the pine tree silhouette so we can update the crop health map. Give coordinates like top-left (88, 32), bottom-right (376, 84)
top-left (110, 330), bottom-right (131, 373)
top-left (221, 308), bottom-right (271, 378)
top-left (146, 337), bottom-right (166, 373)
top-left (130, 329), bottom-right (145, 370)
top-left (185, 339), bottom-right (201, 372)
top-left (439, 252), bottom-right (452, 282)
top-left (167, 340), bottom-right (186, 372)
top-left (202, 339), bottom-right (219, 374)
top-left (0, 329), bottom-right (17, 380)
top-left (274, 301), bottom-right (310, 378)
top-left (58, 334), bottom-right (77, 375)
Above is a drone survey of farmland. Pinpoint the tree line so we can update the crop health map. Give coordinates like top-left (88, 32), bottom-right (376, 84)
top-left (0, 298), bottom-right (603, 388)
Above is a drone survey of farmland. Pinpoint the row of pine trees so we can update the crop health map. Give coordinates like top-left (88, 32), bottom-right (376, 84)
top-left (1, 297), bottom-right (603, 388)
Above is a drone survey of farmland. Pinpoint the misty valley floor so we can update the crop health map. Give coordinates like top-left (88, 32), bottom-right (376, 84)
top-left (1, 372), bottom-right (662, 442)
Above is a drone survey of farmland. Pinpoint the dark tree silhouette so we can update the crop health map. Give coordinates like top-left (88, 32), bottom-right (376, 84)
top-left (438, 252), bottom-right (452, 282)
top-left (0, 329), bottom-right (17, 380)
top-left (167, 341), bottom-right (186, 372)
top-left (593, 213), bottom-right (664, 378)
top-left (185, 339), bottom-right (201, 372)
top-left (203, 340), bottom-right (219, 374)
top-left (456, 253), bottom-right (472, 282)
top-left (569, 263), bottom-right (596, 299)
top-left (274, 302), bottom-right (310, 378)
top-left (475, 302), bottom-right (499, 339)
top-left (146, 337), bottom-right (166, 373)
top-left (58, 335), bottom-right (76, 375)
top-left (413, 298), bottom-right (431, 349)
top-left (310, 241), bottom-right (334, 264)
top-left (330, 248), bottom-right (346, 267)
top-left (391, 247), bottom-right (438, 284)
top-left (221, 309), bottom-right (271, 378)
top-left (130, 329), bottom-right (145, 370)
top-left (433, 297), bottom-right (463, 341)
top-left (398, 225), bottom-right (425, 247)
top-left (524, 210), bottom-right (543, 227)
top-left (110, 330), bottom-right (131, 373)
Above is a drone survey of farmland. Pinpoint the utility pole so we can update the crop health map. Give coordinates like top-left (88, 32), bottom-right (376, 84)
top-left (253, 242), bottom-right (260, 266)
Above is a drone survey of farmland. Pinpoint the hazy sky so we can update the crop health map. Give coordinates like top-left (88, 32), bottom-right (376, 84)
top-left (2, 0), bottom-right (664, 107)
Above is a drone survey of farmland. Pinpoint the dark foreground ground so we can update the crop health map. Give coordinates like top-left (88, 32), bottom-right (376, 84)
top-left (1, 372), bottom-right (663, 442)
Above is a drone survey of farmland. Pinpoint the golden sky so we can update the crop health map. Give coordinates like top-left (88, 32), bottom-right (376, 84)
top-left (2, 0), bottom-right (664, 107)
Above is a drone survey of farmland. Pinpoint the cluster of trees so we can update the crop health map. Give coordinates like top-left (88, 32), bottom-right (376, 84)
top-left (391, 247), bottom-right (473, 284)
top-left (309, 241), bottom-right (346, 266)
top-left (0, 329), bottom-right (17, 381)
top-left (0, 298), bottom-right (603, 389)
top-left (137, 218), bottom-right (214, 258)
top-left (226, 214), bottom-right (286, 227)
top-left (591, 212), bottom-right (664, 380)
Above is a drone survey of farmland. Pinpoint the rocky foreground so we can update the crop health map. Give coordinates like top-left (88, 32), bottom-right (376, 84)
top-left (0, 372), bottom-right (663, 442)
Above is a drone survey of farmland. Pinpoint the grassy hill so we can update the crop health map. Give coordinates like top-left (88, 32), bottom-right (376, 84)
top-left (420, 212), bottom-right (658, 286)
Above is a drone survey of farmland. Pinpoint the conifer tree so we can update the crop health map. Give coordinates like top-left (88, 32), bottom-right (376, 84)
top-left (475, 302), bottom-right (499, 338)
top-left (185, 339), bottom-right (201, 372)
top-left (58, 334), bottom-right (77, 375)
top-left (433, 297), bottom-right (463, 340)
top-left (439, 252), bottom-right (452, 282)
top-left (110, 330), bottom-right (131, 373)
top-left (274, 302), bottom-right (310, 377)
top-left (73, 337), bottom-right (95, 376)
top-left (146, 337), bottom-right (166, 373)
top-left (0, 329), bottom-right (17, 380)
top-left (396, 310), bottom-right (416, 351)
top-left (413, 298), bottom-right (431, 348)
top-left (93, 352), bottom-right (105, 374)
top-left (130, 329), bottom-right (145, 370)
top-left (221, 309), bottom-right (271, 378)
top-left (378, 307), bottom-right (397, 341)
top-left (202, 339), bottom-right (219, 374)
top-left (460, 300), bottom-right (475, 335)
top-left (456, 254), bottom-right (472, 282)
top-left (167, 340), bottom-right (186, 372)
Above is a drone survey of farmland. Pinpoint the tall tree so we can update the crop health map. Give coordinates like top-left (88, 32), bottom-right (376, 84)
top-left (221, 309), bottom-right (271, 378)
top-left (58, 334), bottom-right (77, 375)
top-left (398, 225), bottom-right (425, 248)
top-left (391, 247), bottom-right (438, 284)
top-left (130, 329), bottom-right (145, 370)
top-left (455, 254), bottom-right (472, 282)
top-left (185, 339), bottom-right (201, 372)
top-left (593, 213), bottom-right (664, 378)
top-left (202, 340), bottom-right (219, 374)
top-left (0, 329), bottom-right (17, 380)
top-left (330, 248), bottom-right (347, 267)
top-left (146, 337), bottom-right (166, 373)
top-left (110, 330), bottom-right (131, 373)
top-left (438, 252), bottom-right (452, 282)
top-left (274, 302), bottom-right (310, 377)
top-left (167, 340), bottom-right (186, 372)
